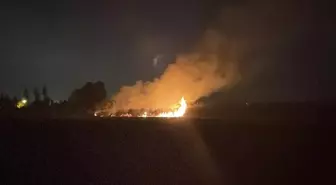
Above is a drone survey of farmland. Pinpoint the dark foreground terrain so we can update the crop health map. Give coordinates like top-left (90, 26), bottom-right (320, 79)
top-left (1, 108), bottom-right (336, 185)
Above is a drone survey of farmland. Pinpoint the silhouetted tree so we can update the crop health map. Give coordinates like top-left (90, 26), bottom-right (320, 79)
top-left (33, 87), bottom-right (41, 102)
top-left (0, 93), bottom-right (15, 109)
top-left (68, 81), bottom-right (107, 114)
top-left (42, 85), bottom-right (48, 100)
top-left (23, 88), bottom-right (29, 101)
top-left (42, 85), bottom-right (51, 106)
top-left (96, 99), bottom-right (115, 114)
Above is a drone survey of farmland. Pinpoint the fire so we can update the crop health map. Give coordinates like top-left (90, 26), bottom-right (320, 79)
top-left (95, 97), bottom-right (187, 118)
top-left (156, 97), bottom-right (187, 118)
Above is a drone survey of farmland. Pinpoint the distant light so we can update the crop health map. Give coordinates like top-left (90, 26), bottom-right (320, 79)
top-left (16, 98), bottom-right (28, 109)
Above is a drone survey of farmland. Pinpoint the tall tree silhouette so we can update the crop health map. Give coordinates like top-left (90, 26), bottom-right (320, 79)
top-left (42, 85), bottom-right (51, 106)
top-left (23, 88), bottom-right (29, 101)
top-left (42, 85), bottom-right (48, 100)
top-left (33, 87), bottom-right (41, 102)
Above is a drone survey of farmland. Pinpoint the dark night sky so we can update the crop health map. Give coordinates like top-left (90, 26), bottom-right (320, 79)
top-left (0, 0), bottom-right (335, 102)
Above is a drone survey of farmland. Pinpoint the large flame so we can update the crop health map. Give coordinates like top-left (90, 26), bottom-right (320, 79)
top-left (95, 97), bottom-right (187, 118)
top-left (156, 97), bottom-right (187, 118)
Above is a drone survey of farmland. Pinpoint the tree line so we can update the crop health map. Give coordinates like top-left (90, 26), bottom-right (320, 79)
top-left (0, 81), bottom-right (107, 118)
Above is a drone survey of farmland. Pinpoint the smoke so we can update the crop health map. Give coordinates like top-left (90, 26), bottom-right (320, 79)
top-left (110, 30), bottom-right (240, 112)
top-left (107, 0), bottom-right (323, 111)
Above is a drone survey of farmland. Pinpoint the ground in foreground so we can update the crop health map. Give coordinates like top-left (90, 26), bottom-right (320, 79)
top-left (0, 114), bottom-right (335, 185)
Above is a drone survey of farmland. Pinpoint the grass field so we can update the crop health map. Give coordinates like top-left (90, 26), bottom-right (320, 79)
top-left (0, 108), bottom-right (335, 185)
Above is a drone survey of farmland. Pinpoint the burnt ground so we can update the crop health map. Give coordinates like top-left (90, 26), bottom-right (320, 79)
top-left (0, 106), bottom-right (336, 185)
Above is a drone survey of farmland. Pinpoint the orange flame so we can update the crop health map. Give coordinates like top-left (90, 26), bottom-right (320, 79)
top-left (156, 97), bottom-right (187, 118)
top-left (95, 97), bottom-right (187, 118)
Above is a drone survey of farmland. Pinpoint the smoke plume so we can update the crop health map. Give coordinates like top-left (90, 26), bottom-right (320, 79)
top-left (110, 30), bottom-right (240, 112)
top-left (107, 0), bottom-right (324, 111)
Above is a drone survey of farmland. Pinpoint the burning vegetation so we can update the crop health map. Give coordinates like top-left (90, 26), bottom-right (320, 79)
top-left (95, 96), bottom-right (187, 118)
top-left (95, 30), bottom-right (240, 118)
